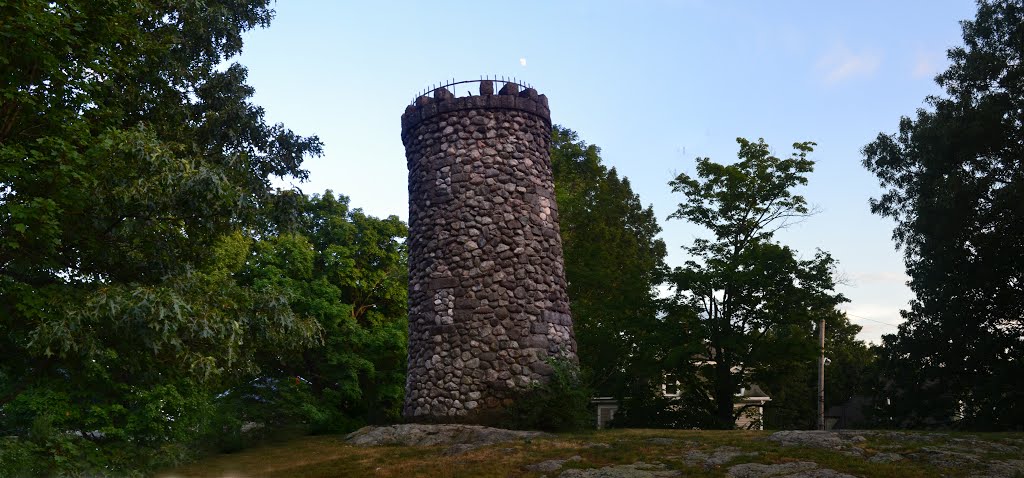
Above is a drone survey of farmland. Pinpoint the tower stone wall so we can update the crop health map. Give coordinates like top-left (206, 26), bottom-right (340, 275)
top-left (401, 81), bottom-right (576, 421)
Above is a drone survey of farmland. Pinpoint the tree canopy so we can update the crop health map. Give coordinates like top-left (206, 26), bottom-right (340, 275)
top-left (549, 126), bottom-right (671, 404)
top-left (863, 0), bottom-right (1024, 429)
top-left (5, 0), bottom-right (986, 473)
top-left (232, 191), bottom-right (408, 431)
top-left (668, 138), bottom-right (848, 429)
top-left (0, 1), bottom-right (330, 473)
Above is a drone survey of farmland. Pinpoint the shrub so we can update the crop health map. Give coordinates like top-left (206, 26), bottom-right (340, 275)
top-left (507, 357), bottom-right (593, 432)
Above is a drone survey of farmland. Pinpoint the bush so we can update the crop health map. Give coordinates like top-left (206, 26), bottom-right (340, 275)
top-left (613, 392), bottom-right (717, 429)
top-left (0, 430), bottom-right (191, 478)
top-left (506, 357), bottom-right (593, 432)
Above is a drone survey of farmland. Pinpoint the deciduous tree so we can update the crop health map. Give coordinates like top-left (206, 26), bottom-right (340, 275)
top-left (230, 192), bottom-right (408, 431)
top-left (668, 138), bottom-right (847, 429)
top-left (0, 1), bottom-right (322, 472)
top-left (758, 310), bottom-right (877, 429)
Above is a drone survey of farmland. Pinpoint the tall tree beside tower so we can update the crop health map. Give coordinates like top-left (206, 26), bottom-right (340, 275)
top-left (863, 0), bottom-right (1024, 428)
top-left (0, 1), bottom-right (322, 472)
top-left (550, 126), bottom-right (671, 404)
top-left (668, 138), bottom-right (847, 429)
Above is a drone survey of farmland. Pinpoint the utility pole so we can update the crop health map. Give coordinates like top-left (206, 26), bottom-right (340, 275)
top-left (817, 317), bottom-right (826, 431)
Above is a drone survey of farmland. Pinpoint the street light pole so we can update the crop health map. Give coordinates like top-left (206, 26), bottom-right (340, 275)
top-left (817, 316), bottom-right (825, 431)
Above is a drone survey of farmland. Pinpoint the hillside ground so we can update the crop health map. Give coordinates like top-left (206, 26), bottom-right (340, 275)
top-left (157, 428), bottom-right (1024, 478)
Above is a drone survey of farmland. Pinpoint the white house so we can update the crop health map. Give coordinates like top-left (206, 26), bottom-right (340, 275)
top-left (591, 380), bottom-right (771, 430)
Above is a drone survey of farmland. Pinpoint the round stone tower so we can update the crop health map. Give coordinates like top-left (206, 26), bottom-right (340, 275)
top-left (401, 79), bottom-right (576, 421)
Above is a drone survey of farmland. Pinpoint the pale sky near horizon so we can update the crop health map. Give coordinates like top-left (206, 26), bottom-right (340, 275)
top-left (234, 0), bottom-right (979, 344)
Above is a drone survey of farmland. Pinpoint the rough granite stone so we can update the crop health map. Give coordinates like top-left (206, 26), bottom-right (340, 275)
top-left (344, 423), bottom-right (547, 447)
top-left (401, 82), bottom-right (575, 421)
top-left (767, 431), bottom-right (847, 449)
top-left (524, 455), bottom-right (582, 472)
top-left (908, 446), bottom-right (981, 467)
top-left (727, 461), bottom-right (856, 478)
top-left (559, 462), bottom-right (682, 478)
top-left (681, 446), bottom-right (758, 467)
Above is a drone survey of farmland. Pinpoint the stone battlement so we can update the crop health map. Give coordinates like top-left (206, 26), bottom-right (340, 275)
top-left (401, 80), bottom-right (550, 135)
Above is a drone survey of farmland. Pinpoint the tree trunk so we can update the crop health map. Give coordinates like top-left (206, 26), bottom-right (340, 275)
top-left (714, 357), bottom-right (735, 429)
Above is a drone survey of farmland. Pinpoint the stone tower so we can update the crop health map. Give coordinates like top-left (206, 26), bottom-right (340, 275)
top-left (401, 80), bottom-right (576, 421)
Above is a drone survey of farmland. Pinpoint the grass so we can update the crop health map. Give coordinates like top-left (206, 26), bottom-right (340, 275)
top-left (156, 428), bottom-right (1024, 478)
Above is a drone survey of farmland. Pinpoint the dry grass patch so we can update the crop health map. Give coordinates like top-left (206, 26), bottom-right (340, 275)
top-left (158, 429), bottom-right (1024, 478)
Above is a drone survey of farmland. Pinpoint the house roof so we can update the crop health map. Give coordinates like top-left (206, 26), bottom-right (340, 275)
top-left (738, 384), bottom-right (771, 401)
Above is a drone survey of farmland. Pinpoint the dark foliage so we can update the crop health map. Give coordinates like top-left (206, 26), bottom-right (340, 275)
top-left (506, 358), bottom-right (593, 432)
top-left (668, 138), bottom-right (848, 429)
top-left (0, 1), bottom-right (328, 474)
top-left (550, 126), bottom-right (687, 423)
top-left (863, 0), bottom-right (1024, 430)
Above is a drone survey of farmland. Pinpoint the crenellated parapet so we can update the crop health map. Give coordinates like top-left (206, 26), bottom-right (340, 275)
top-left (401, 80), bottom-right (551, 139)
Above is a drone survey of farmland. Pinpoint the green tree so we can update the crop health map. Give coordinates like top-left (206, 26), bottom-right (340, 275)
top-left (550, 126), bottom-right (671, 407)
top-left (228, 191), bottom-right (408, 432)
top-left (758, 310), bottom-right (877, 429)
top-left (862, 0), bottom-right (1024, 429)
top-left (0, 1), bottom-right (322, 473)
top-left (668, 138), bottom-right (847, 429)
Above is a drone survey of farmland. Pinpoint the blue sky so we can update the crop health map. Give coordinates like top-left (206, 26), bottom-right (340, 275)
top-left (235, 1), bottom-right (979, 343)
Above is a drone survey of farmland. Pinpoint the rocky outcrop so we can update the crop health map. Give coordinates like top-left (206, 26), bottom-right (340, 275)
top-left (727, 461), bottom-right (857, 478)
top-left (767, 431), bottom-right (862, 450)
top-left (524, 455), bottom-right (581, 473)
top-left (680, 446), bottom-right (758, 468)
top-left (559, 461), bottom-right (682, 478)
top-left (344, 423), bottom-right (547, 447)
